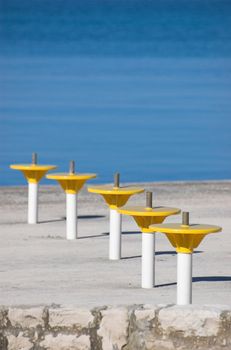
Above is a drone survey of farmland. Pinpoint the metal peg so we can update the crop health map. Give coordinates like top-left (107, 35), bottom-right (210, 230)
top-left (182, 212), bottom-right (189, 226)
top-left (32, 153), bottom-right (37, 165)
top-left (146, 191), bottom-right (153, 208)
top-left (69, 160), bottom-right (75, 174)
top-left (114, 173), bottom-right (120, 188)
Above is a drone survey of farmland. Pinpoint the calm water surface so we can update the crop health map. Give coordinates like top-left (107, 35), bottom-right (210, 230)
top-left (0, 0), bottom-right (231, 185)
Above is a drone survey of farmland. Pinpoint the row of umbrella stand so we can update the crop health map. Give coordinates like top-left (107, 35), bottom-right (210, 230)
top-left (10, 154), bottom-right (222, 306)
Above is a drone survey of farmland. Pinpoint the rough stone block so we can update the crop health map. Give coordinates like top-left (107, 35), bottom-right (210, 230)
top-left (98, 307), bottom-right (129, 350)
top-left (146, 339), bottom-right (176, 350)
top-left (0, 332), bottom-right (8, 350)
top-left (8, 307), bottom-right (45, 328)
top-left (1, 304), bottom-right (231, 350)
top-left (7, 332), bottom-right (33, 350)
top-left (158, 305), bottom-right (229, 337)
top-left (134, 305), bottom-right (159, 330)
top-left (40, 334), bottom-right (91, 350)
top-left (0, 307), bottom-right (8, 328)
top-left (48, 307), bottom-right (93, 329)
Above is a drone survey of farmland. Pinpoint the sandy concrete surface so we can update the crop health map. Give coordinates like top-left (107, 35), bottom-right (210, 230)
top-left (0, 181), bottom-right (230, 307)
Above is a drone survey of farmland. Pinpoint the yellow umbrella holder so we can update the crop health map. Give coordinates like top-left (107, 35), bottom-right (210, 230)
top-left (150, 212), bottom-right (222, 305)
top-left (47, 161), bottom-right (96, 240)
top-left (10, 153), bottom-right (57, 224)
top-left (88, 173), bottom-right (144, 260)
top-left (118, 192), bottom-right (180, 288)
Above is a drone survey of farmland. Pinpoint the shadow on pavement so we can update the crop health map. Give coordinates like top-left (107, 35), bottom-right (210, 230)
top-left (78, 215), bottom-right (105, 219)
top-left (193, 276), bottom-right (231, 282)
top-left (121, 255), bottom-right (141, 260)
top-left (39, 217), bottom-right (66, 224)
top-left (78, 233), bottom-right (109, 240)
top-left (40, 215), bottom-right (105, 223)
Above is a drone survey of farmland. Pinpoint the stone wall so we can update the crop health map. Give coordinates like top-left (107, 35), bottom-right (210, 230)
top-left (0, 304), bottom-right (230, 350)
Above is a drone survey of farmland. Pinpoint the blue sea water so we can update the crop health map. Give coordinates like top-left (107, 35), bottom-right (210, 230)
top-left (0, 0), bottom-right (231, 185)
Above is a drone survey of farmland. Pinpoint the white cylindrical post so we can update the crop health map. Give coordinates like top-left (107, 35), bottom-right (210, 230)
top-left (66, 193), bottom-right (77, 240)
top-left (109, 208), bottom-right (122, 260)
top-left (177, 252), bottom-right (192, 305)
top-left (142, 232), bottom-right (155, 288)
top-left (28, 182), bottom-right (38, 224)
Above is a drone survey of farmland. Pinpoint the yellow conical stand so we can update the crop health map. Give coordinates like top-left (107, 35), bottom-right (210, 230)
top-left (150, 212), bottom-right (222, 304)
top-left (88, 173), bottom-right (144, 260)
top-left (10, 153), bottom-right (57, 224)
top-left (118, 192), bottom-right (180, 288)
top-left (46, 161), bottom-right (96, 240)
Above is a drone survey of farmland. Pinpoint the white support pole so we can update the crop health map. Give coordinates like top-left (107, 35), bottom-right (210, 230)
top-left (28, 182), bottom-right (38, 224)
top-left (109, 208), bottom-right (122, 260)
top-left (142, 232), bottom-right (155, 288)
top-left (66, 193), bottom-right (77, 240)
top-left (177, 252), bottom-right (192, 305)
